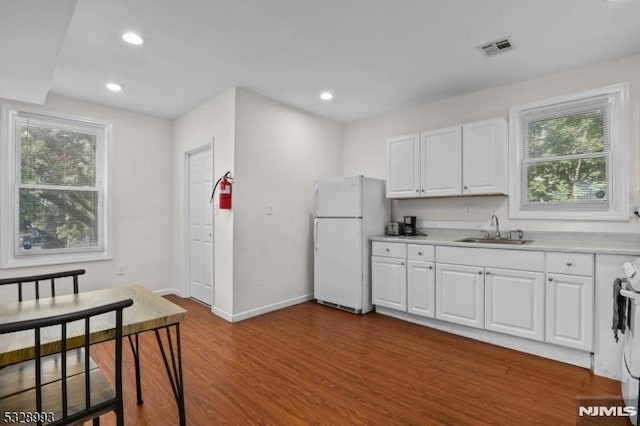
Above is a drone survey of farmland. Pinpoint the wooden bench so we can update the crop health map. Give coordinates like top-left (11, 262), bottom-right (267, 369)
top-left (0, 351), bottom-right (115, 424)
top-left (0, 299), bottom-right (133, 426)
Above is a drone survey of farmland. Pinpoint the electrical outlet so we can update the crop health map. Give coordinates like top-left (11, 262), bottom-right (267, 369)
top-left (465, 205), bottom-right (472, 216)
top-left (266, 203), bottom-right (273, 215)
top-left (117, 264), bottom-right (125, 276)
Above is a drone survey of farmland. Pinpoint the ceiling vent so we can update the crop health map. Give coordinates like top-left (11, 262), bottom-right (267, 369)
top-left (477, 37), bottom-right (514, 57)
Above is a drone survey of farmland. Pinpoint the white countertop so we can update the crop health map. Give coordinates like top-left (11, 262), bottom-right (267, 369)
top-left (371, 228), bottom-right (640, 256)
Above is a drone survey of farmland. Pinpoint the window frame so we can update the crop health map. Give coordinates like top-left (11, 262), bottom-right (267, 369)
top-left (0, 104), bottom-right (113, 268)
top-left (508, 83), bottom-right (629, 220)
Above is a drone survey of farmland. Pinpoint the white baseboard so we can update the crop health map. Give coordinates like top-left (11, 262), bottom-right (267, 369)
top-left (213, 293), bottom-right (314, 323)
top-left (154, 287), bottom-right (183, 297)
top-left (376, 307), bottom-right (592, 370)
top-left (212, 306), bottom-right (233, 322)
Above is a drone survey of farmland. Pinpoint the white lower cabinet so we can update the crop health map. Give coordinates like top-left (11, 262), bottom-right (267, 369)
top-left (371, 243), bottom-right (596, 356)
top-left (545, 273), bottom-right (594, 351)
top-left (407, 260), bottom-right (435, 318)
top-left (484, 268), bottom-right (544, 341)
top-left (435, 263), bottom-right (484, 329)
top-left (372, 256), bottom-right (407, 311)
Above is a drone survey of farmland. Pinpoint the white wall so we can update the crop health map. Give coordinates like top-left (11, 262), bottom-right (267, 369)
top-left (232, 88), bottom-right (343, 317)
top-left (172, 88), bottom-right (236, 315)
top-left (342, 53), bottom-right (640, 233)
top-left (0, 94), bottom-right (174, 293)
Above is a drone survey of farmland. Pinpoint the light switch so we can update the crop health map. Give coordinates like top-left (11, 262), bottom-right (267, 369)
top-left (266, 203), bottom-right (273, 215)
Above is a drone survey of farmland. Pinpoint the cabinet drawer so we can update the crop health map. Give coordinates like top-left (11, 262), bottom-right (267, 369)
top-left (407, 244), bottom-right (434, 262)
top-left (546, 252), bottom-right (593, 277)
top-left (372, 242), bottom-right (407, 258)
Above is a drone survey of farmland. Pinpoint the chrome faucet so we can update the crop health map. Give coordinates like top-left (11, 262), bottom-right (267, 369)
top-left (490, 214), bottom-right (500, 239)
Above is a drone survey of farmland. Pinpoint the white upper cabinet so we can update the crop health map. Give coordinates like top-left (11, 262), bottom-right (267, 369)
top-left (386, 118), bottom-right (508, 199)
top-left (421, 126), bottom-right (462, 196)
top-left (462, 118), bottom-right (508, 195)
top-left (386, 134), bottom-right (420, 198)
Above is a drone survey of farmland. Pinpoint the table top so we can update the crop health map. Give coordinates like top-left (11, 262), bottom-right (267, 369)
top-left (0, 285), bottom-right (187, 367)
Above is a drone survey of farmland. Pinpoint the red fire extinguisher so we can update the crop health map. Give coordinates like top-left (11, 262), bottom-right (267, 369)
top-left (211, 171), bottom-right (233, 210)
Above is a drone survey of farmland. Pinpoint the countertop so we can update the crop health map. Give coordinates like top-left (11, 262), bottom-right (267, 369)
top-left (371, 228), bottom-right (640, 256)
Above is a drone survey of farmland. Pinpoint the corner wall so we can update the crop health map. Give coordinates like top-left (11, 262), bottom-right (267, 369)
top-left (172, 88), bottom-right (236, 315)
top-left (0, 94), bottom-right (175, 293)
top-left (342, 53), bottom-right (640, 233)
top-left (232, 88), bottom-right (343, 317)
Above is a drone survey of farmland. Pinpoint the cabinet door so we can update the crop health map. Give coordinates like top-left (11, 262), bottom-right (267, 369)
top-left (420, 126), bottom-right (462, 196)
top-left (372, 256), bottom-right (407, 311)
top-left (407, 260), bottom-right (435, 318)
top-left (436, 263), bottom-right (484, 328)
top-left (546, 273), bottom-right (594, 351)
top-left (484, 268), bottom-right (544, 341)
top-left (462, 118), bottom-right (507, 195)
top-left (386, 134), bottom-right (420, 198)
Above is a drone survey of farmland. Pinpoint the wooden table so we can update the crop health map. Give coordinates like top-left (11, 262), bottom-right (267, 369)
top-left (0, 285), bottom-right (187, 425)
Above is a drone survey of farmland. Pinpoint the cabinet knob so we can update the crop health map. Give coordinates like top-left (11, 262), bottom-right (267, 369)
top-left (428, 266), bottom-right (433, 270)
top-left (415, 189), bottom-right (420, 193)
top-left (566, 262), bottom-right (573, 266)
top-left (418, 252), bottom-right (423, 255)
top-left (548, 277), bottom-right (554, 282)
top-left (478, 270), bottom-right (483, 275)
top-left (485, 271), bottom-right (491, 275)
top-left (464, 186), bottom-right (468, 190)
top-left (401, 262), bottom-right (405, 266)
top-left (385, 248), bottom-right (390, 252)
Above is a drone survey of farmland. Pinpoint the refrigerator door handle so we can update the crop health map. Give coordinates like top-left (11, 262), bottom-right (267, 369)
top-left (314, 219), bottom-right (318, 251)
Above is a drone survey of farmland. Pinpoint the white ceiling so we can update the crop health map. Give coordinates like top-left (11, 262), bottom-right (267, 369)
top-left (6, 0), bottom-right (640, 122)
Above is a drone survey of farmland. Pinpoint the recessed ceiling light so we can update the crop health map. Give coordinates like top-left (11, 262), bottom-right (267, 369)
top-left (320, 91), bottom-right (333, 101)
top-left (122, 32), bottom-right (144, 45)
top-left (106, 82), bottom-right (123, 92)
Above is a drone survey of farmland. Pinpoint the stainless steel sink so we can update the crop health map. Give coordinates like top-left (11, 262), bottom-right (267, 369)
top-left (455, 237), bottom-right (533, 245)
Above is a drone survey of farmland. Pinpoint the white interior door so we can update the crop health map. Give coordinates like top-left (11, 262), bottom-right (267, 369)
top-left (189, 148), bottom-right (213, 305)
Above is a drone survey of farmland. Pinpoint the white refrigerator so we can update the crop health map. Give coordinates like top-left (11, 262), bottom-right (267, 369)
top-left (313, 176), bottom-right (390, 314)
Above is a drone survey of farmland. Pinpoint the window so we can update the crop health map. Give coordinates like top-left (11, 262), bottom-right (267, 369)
top-left (1, 105), bottom-right (112, 268)
top-left (509, 84), bottom-right (629, 220)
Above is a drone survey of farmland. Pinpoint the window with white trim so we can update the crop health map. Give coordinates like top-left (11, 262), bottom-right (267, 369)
top-left (1, 105), bottom-right (112, 268)
top-left (509, 84), bottom-right (629, 220)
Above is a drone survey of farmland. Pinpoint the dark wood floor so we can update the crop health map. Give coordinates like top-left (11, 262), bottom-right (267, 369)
top-left (90, 296), bottom-right (626, 425)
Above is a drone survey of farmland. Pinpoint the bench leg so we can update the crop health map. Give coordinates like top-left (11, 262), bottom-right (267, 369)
top-left (155, 324), bottom-right (185, 426)
top-left (127, 333), bottom-right (143, 405)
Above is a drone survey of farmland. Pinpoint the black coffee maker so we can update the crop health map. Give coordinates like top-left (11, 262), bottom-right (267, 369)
top-left (403, 216), bottom-right (417, 236)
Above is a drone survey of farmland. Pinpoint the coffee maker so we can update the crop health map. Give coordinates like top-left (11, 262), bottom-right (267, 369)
top-left (403, 216), bottom-right (417, 236)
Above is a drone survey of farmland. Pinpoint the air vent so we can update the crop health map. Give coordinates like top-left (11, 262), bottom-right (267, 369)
top-left (477, 37), bottom-right (514, 57)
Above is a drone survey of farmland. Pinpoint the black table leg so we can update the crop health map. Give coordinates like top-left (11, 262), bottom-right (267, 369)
top-left (127, 333), bottom-right (143, 405)
top-left (155, 324), bottom-right (185, 426)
